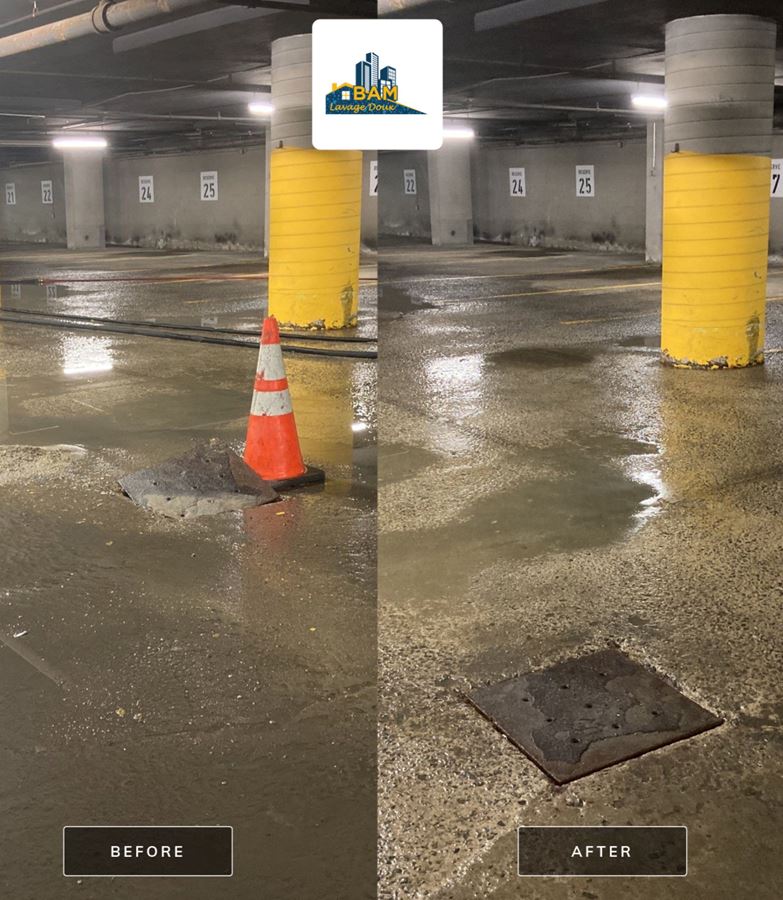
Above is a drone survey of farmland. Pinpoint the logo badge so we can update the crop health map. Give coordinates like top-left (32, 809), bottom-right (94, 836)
top-left (326, 52), bottom-right (424, 116)
top-left (313, 19), bottom-right (443, 150)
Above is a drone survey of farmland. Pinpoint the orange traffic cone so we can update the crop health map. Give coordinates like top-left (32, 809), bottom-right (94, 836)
top-left (243, 316), bottom-right (324, 489)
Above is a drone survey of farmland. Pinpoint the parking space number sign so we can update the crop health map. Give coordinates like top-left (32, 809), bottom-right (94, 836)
top-left (576, 165), bottom-right (595, 197)
top-left (772, 160), bottom-right (783, 198)
top-left (509, 167), bottom-right (526, 197)
top-left (139, 175), bottom-right (154, 203)
top-left (200, 171), bottom-right (218, 201)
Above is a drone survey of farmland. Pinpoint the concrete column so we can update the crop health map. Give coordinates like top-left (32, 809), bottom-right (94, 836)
top-left (645, 119), bottom-right (663, 264)
top-left (271, 33), bottom-right (312, 150)
top-left (427, 141), bottom-right (473, 245)
top-left (267, 34), bottom-right (362, 329)
top-left (264, 123), bottom-right (271, 258)
top-left (661, 14), bottom-right (776, 368)
top-left (63, 152), bottom-right (105, 249)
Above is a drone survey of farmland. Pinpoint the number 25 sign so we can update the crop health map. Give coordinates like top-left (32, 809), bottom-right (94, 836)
top-left (575, 165), bottom-right (595, 198)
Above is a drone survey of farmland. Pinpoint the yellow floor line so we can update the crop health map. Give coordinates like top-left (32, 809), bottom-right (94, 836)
top-left (476, 281), bottom-right (662, 301)
top-left (561, 312), bottom-right (654, 325)
top-left (383, 263), bottom-right (653, 285)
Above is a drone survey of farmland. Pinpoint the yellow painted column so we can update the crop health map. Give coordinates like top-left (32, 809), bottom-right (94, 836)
top-left (268, 148), bottom-right (362, 330)
top-left (661, 152), bottom-right (771, 368)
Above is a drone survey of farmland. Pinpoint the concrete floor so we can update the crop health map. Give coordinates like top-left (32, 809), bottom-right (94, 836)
top-left (378, 240), bottom-right (783, 899)
top-left (0, 245), bottom-right (377, 898)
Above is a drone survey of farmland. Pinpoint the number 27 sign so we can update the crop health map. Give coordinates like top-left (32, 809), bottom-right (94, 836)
top-left (772, 160), bottom-right (782, 198)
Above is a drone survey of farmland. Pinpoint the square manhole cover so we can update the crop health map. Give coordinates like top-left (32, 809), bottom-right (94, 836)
top-left (467, 648), bottom-right (722, 784)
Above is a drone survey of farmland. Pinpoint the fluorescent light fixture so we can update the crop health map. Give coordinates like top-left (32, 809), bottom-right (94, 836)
top-left (443, 125), bottom-right (475, 140)
top-left (248, 101), bottom-right (274, 116)
top-left (52, 136), bottom-right (108, 150)
top-left (631, 94), bottom-right (667, 111)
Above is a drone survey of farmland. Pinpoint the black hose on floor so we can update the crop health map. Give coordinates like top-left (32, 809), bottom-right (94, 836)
top-left (0, 305), bottom-right (377, 343)
top-left (0, 312), bottom-right (378, 360)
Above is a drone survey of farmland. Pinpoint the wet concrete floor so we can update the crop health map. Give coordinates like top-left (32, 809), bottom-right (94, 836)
top-left (378, 240), bottom-right (783, 899)
top-left (0, 245), bottom-right (377, 898)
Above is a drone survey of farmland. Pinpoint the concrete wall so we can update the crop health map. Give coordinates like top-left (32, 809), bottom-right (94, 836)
top-left (376, 134), bottom-right (783, 256)
top-left (472, 140), bottom-right (647, 251)
top-left (0, 162), bottom-right (66, 243)
top-left (378, 142), bottom-right (647, 251)
top-left (105, 148), bottom-right (264, 250)
top-left (378, 150), bottom-right (431, 239)
top-left (0, 145), bottom-right (377, 251)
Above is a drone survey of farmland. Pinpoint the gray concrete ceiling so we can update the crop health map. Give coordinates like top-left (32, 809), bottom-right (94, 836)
top-left (392, 0), bottom-right (783, 143)
top-left (1, 0), bottom-right (781, 163)
top-left (0, 0), bottom-right (372, 164)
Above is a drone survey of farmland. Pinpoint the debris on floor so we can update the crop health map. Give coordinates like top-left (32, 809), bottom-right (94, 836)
top-left (119, 442), bottom-right (279, 519)
top-left (0, 444), bottom-right (87, 485)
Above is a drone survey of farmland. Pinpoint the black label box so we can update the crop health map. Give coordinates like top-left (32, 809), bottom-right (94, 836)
top-left (517, 826), bottom-right (687, 877)
top-left (63, 826), bottom-right (233, 877)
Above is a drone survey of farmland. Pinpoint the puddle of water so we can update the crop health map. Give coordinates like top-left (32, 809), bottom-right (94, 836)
top-left (382, 439), bottom-right (659, 598)
top-left (380, 442), bottom-right (441, 485)
top-left (617, 334), bottom-right (661, 349)
top-left (379, 285), bottom-right (437, 315)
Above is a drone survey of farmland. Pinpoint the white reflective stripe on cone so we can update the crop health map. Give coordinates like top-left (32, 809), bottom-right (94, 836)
top-left (250, 389), bottom-right (293, 417)
top-left (257, 343), bottom-right (287, 380)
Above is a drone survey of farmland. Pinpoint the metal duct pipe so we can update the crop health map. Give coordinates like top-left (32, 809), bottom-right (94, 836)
top-left (0, 0), bottom-right (205, 61)
top-left (664, 14), bottom-right (776, 156)
top-left (379, 0), bottom-right (436, 13)
top-left (270, 33), bottom-right (311, 149)
top-left (0, 139), bottom-right (52, 147)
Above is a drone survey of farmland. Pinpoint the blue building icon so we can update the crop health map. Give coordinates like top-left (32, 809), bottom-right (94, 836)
top-left (366, 52), bottom-right (379, 86)
top-left (355, 59), bottom-right (372, 90)
top-left (354, 52), bottom-right (397, 93)
top-left (380, 65), bottom-right (396, 89)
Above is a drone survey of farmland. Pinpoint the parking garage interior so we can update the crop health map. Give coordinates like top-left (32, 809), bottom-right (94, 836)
top-left (378, 2), bottom-right (783, 898)
top-left (0, 2), bottom-right (376, 897)
top-left (1, 1), bottom-right (782, 897)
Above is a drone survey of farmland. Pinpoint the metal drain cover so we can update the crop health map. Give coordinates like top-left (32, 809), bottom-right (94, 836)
top-left (120, 442), bottom-right (278, 519)
top-left (468, 649), bottom-right (722, 784)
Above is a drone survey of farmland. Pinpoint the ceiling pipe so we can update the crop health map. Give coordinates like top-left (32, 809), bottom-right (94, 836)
top-left (0, 1), bottom-right (89, 35)
top-left (450, 100), bottom-right (661, 117)
top-left (379, 0), bottom-right (440, 13)
top-left (0, 138), bottom-right (53, 147)
top-left (62, 110), bottom-right (263, 124)
top-left (0, 0), bottom-right (206, 61)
